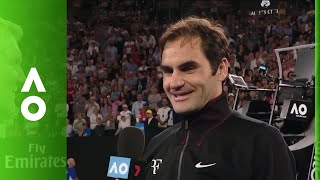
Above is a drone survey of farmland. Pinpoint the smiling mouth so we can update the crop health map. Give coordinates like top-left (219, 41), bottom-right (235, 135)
top-left (173, 92), bottom-right (193, 102)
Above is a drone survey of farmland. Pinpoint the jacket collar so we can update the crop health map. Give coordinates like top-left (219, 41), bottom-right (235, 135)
top-left (179, 92), bottom-right (232, 146)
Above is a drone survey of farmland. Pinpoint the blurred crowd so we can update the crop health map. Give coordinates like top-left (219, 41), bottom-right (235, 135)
top-left (66, 0), bottom-right (314, 138)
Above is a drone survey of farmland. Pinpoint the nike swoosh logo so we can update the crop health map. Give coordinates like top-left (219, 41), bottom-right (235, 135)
top-left (195, 162), bottom-right (216, 168)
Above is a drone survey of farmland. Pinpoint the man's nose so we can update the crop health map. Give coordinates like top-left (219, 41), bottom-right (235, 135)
top-left (169, 72), bottom-right (185, 89)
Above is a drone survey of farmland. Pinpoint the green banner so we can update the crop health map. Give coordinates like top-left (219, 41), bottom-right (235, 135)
top-left (0, 1), bottom-right (66, 179)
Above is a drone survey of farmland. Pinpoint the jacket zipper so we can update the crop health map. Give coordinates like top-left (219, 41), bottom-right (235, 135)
top-left (177, 120), bottom-right (190, 180)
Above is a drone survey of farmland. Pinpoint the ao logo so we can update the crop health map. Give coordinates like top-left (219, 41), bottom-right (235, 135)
top-left (290, 103), bottom-right (307, 116)
top-left (107, 156), bottom-right (131, 179)
top-left (261, 0), bottom-right (271, 8)
top-left (21, 68), bottom-right (46, 122)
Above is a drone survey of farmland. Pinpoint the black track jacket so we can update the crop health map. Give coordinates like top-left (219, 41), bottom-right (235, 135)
top-left (141, 93), bottom-right (296, 180)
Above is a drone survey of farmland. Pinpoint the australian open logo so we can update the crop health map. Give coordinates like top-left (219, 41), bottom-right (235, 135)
top-left (250, 0), bottom-right (277, 16)
top-left (261, 0), bottom-right (271, 8)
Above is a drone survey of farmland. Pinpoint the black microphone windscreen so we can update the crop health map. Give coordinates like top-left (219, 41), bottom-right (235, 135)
top-left (117, 126), bottom-right (145, 159)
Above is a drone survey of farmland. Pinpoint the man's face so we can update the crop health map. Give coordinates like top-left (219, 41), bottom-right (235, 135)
top-left (161, 37), bottom-right (225, 114)
top-left (162, 99), bottom-right (168, 107)
top-left (137, 94), bottom-right (142, 101)
top-left (107, 106), bottom-right (112, 112)
top-left (146, 112), bottom-right (153, 119)
top-left (68, 159), bottom-right (76, 167)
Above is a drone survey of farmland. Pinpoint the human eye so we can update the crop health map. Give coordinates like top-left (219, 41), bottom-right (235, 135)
top-left (179, 61), bottom-right (198, 73)
top-left (160, 66), bottom-right (173, 75)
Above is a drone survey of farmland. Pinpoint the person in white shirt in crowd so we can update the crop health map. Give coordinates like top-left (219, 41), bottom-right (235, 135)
top-left (250, 51), bottom-right (264, 70)
top-left (145, 31), bottom-right (156, 55)
top-left (115, 104), bottom-right (132, 135)
top-left (294, 35), bottom-right (306, 46)
top-left (89, 107), bottom-right (103, 130)
top-left (135, 34), bottom-right (146, 51)
top-left (145, 31), bottom-right (156, 49)
top-left (73, 112), bottom-right (86, 136)
top-left (157, 99), bottom-right (172, 131)
top-left (228, 54), bottom-right (240, 74)
top-left (138, 60), bottom-right (149, 72)
top-left (66, 119), bottom-right (73, 137)
top-left (103, 106), bottom-right (117, 135)
top-left (87, 41), bottom-right (99, 55)
top-left (84, 96), bottom-right (100, 118)
top-left (85, 59), bottom-right (96, 73)
top-left (131, 94), bottom-right (146, 118)
top-left (152, 46), bottom-right (161, 65)
top-left (124, 36), bottom-right (135, 55)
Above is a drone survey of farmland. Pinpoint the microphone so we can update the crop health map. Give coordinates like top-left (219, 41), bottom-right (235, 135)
top-left (107, 127), bottom-right (146, 180)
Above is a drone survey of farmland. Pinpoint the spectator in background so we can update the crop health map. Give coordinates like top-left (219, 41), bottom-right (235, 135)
top-left (85, 59), bottom-right (96, 73)
top-left (115, 105), bottom-right (131, 136)
top-left (138, 60), bottom-right (149, 72)
top-left (85, 96), bottom-right (100, 118)
top-left (124, 71), bottom-right (138, 90)
top-left (111, 86), bottom-right (122, 100)
top-left (145, 31), bottom-right (156, 54)
top-left (131, 94), bottom-right (146, 118)
top-left (80, 123), bottom-right (91, 137)
top-left (228, 54), bottom-right (240, 74)
top-left (157, 99), bottom-right (172, 132)
top-left (124, 36), bottom-right (135, 56)
top-left (148, 87), bottom-right (161, 111)
top-left (73, 90), bottom-right (87, 117)
top-left (73, 113), bottom-right (86, 136)
top-left (93, 117), bottom-right (105, 136)
top-left (67, 158), bottom-right (79, 180)
top-left (127, 59), bottom-right (139, 72)
top-left (294, 35), bottom-right (306, 46)
top-left (88, 41), bottom-right (99, 55)
top-left (250, 51), bottom-right (264, 70)
top-left (109, 94), bottom-right (122, 114)
top-left (105, 41), bottom-right (118, 62)
top-left (89, 108), bottom-right (103, 130)
top-left (116, 104), bottom-right (131, 127)
top-left (145, 109), bottom-right (159, 145)
top-left (66, 119), bottom-right (73, 137)
top-left (136, 71), bottom-right (148, 91)
top-left (152, 46), bottom-right (161, 65)
top-left (139, 103), bottom-right (149, 122)
top-left (100, 98), bottom-right (109, 119)
top-left (103, 106), bottom-right (116, 136)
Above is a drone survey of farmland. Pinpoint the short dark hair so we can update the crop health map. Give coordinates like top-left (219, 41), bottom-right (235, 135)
top-left (159, 16), bottom-right (230, 75)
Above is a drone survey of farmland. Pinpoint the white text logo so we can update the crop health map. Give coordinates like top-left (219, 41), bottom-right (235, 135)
top-left (261, 0), bottom-right (271, 8)
top-left (290, 103), bottom-right (307, 118)
top-left (151, 159), bottom-right (162, 175)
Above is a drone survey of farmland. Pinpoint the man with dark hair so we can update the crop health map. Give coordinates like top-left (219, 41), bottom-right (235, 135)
top-left (142, 17), bottom-right (296, 180)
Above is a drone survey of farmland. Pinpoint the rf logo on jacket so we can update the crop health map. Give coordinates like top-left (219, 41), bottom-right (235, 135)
top-left (151, 159), bottom-right (162, 175)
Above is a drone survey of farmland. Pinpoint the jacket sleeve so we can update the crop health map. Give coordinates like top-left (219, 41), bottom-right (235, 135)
top-left (252, 126), bottom-right (296, 180)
